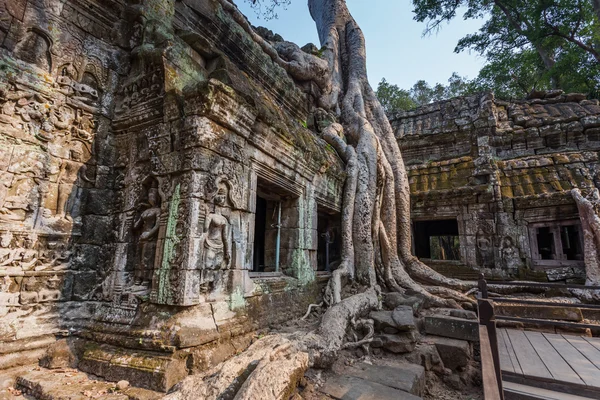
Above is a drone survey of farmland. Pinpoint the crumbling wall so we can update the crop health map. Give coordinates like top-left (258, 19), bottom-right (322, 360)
top-left (0, 0), bottom-right (344, 389)
top-left (391, 92), bottom-right (600, 282)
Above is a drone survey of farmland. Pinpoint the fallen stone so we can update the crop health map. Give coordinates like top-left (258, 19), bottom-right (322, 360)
top-left (345, 362), bottom-right (425, 396)
top-left (320, 375), bottom-right (422, 400)
top-left (423, 315), bottom-right (479, 342)
top-left (384, 293), bottom-right (423, 313)
top-left (378, 333), bottom-right (416, 354)
top-left (495, 304), bottom-right (583, 322)
top-left (382, 327), bottom-right (399, 334)
top-left (406, 344), bottom-right (444, 373)
top-left (15, 367), bottom-right (162, 400)
top-left (117, 380), bottom-right (130, 390)
top-left (78, 342), bottom-right (188, 392)
top-left (443, 374), bottom-right (463, 390)
top-left (392, 306), bottom-right (416, 331)
top-left (449, 309), bottom-right (477, 320)
top-left (369, 311), bottom-right (397, 332)
top-left (428, 337), bottom-right (471, 371)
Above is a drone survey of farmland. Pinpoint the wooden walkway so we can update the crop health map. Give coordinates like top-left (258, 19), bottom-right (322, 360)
top-left (498, 328), bottom-right (600, 398)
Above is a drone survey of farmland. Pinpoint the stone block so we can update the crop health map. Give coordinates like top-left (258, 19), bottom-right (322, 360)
top-left (320, 375), bottom-right (422, 400)
top-left (369, 311), bottom-right (396, 332)
top-left (449, 309), bottom-right (477, 320)
top-left (405, 343), bottom-right (444, 373)
top-left (384, 293), bottom-right (423, 313)
top-left (392, 306), bottom-right (417, 331)
top-left (79, 342), bottom-right (188, 392)
top-left (39, 338), bottom-right (85, 369)
top-left (428, 337), bottom-right (471, 371)
top-left (423, 315), bottom-right (479, 342)
top-left (377, 333), bottom-right (417, 354)
top-left (344, 362), bottom-right (425, 396)
top-left (172, 303), bottom-right (220, 348)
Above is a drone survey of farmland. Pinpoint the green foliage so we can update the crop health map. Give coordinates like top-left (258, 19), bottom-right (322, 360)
top-left (376, 73), bottom-right (476, 114)
top-left (412, 0), bottom-right (600, 99)
top-left (376, 78), bottom-right (417, 115)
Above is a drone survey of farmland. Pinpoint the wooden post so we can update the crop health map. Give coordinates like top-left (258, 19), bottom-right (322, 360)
top-left (478, 298), bottom-right (504, 399)
top-left (478, 273), bottom-right (488, 299)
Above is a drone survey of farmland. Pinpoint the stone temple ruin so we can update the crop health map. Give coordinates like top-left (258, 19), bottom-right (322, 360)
top-left (1, 0), bottom-right (600, 398)
top-left (391, 93), bottom-right (600, 283)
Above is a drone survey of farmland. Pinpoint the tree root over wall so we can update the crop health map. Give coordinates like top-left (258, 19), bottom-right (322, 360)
top-left (168, 1), bottom-right (483, 398)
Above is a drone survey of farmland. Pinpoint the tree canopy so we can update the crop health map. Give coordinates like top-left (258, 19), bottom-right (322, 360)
top-left (375, 73), bottom-right (475, 115)
top-left (413, 0), bottom-right (600, 99)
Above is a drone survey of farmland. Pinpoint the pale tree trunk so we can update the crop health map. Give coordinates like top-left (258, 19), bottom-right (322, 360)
top-left (211, 0), bottom-right (474, 374)
top-left (571, 189), bottom-right (600, 285)
top-left (307, 0), bottom-right (472, 308)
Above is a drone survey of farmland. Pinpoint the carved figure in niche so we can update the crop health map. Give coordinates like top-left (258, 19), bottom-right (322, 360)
top-left (1, 172), bottom-right (41, 222)
top-left (132, 183), bottom-right (161, 290)
top-left (129, 16), bottom-right (146, 49)
top-left (73, 109), bottom-right (95, 142)
top-left (20, 276), bottom-right (39, 305)
top-left (37, 241), bottom-right (70, 271)
top-left (17, 232), bottom-right (39, 271)
top-left (199, 178), bottom-right (235, 270)
top-left (0, 232), bottom-right (18, 267)
top-left (52, 105), bottom-right (74, 131)
top-left (501, 237), bottom-right (522, 271)
top-left (14, 27), bottom-right (53, 72)
top-left (476, 229), bottom-right (493, 268)
top-left (0, 276), bottom-right (19, 307)
top-left (39, 275), bottom-right (61, 302)
top-left (56, 149), bottom-right (84, 221)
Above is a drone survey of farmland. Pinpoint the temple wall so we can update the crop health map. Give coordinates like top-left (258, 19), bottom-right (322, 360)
top-left (0, 0), bottom-right (343, 390)
top-left (392, 92), bottom-right (600, 282)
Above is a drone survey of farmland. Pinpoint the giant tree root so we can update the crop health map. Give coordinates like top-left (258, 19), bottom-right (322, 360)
top-left (165, 335), bottom-right (308, 400)
top-left (166, 289), bottom-right (379, 398)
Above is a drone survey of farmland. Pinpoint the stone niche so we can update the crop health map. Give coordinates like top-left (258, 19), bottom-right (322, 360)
top-left (392, 92), bottom-right (600, 282)
top-left (0, 0), bottom-right (345, 392)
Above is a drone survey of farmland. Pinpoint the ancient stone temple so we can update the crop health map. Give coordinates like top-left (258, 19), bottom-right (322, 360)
top-left (391, 93), bottom-right (600, 283)
top-left (1, 0), bottom-right (600, 395)
top-left (0, 0), bottom-right (344, 391)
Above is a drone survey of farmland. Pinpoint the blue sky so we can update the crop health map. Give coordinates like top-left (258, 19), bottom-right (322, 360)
top-left (234, 0), bottom-right (487, 90)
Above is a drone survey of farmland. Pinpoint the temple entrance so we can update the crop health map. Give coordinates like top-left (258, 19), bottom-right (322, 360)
top-left (317, 209), bottom-right (341, 272)
top-left (253, 195), bottom-right (267, 272)
top-left (413, 219), bottom-right (460, 261)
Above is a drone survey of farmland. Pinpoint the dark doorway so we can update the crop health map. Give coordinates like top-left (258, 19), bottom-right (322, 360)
top-left (413, 219), bottom-right (460, 260)
top-left (561, 225), bottom-right (583, 261)
top-left (317, 210), bottom-right (341, 271)
top-left (536, 227), bottom-right (554, 260)
top-left (253, 195), bottom-right (267, 272)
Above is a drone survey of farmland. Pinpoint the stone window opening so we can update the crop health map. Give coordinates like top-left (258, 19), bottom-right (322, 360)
top-left (252, 180), bottom-right (298, 275)
top-left (529, 221), bottom-right (584, 267)
top-left (317, 209), bottom-right (341, 272)
top-left (413, 219), bottom-right (460, 261)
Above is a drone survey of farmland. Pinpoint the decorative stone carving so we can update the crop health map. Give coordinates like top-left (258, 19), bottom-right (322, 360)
top-left (131, 181), bottom-right (161, 291)
top-left (0, 276), bottom-right (19, 308)
top-left (198, 176), bottom-right (240, 271)
top-left (39, 275), bottom-right (62, 303)
top-left (501, 237), bottom-right (522, 271)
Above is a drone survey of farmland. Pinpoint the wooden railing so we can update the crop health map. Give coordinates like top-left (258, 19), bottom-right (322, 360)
top-left (477, 274), bottom-right (504, 400)
top-left (477, 273), bottom-right (600, 399)
top-left (483, 278), bottom-right (600, 331)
